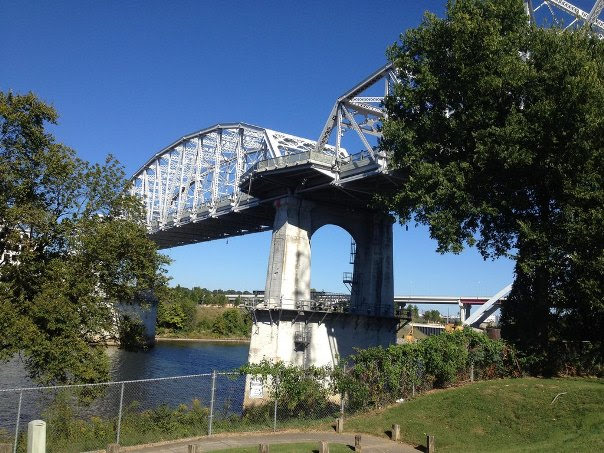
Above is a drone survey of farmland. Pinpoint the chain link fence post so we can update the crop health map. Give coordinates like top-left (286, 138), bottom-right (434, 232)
top-left (116, 382), bottom-right (125, 444)
top-left (272, 376), bottom-right (278, 432)
top-left (340, 363), bottom-right (346, 420)
top-left (12, 390), bottom-right (22, 453)
top-left (208, 370), bottom-right (216, 435)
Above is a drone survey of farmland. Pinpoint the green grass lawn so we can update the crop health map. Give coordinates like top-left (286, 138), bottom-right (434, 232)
top-left (210, 443), bottom-right (351, 453)
top-left (344, 377), bottom-right (603, 452)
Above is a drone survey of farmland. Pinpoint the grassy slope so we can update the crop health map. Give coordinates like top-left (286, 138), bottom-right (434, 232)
top-left (345, 377), bottom-right (603, 452)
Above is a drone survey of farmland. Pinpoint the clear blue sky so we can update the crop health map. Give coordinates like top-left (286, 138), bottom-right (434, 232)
top-left (1, 1), bottom-right (517, 308)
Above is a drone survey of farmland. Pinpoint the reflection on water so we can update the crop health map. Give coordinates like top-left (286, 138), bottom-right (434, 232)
top-left (0, 340), bottom-right (250, 432)
top-left (107, 340), bottom-right (250, 380)
top-left (1, 340), bottom-right (250, 389)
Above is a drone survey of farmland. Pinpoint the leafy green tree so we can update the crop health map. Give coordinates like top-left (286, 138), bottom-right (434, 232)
top-left (408, 304), bottom-right (420, 320)
top-left (422, 309), bottom-right (442, 324)
top-left (156, 286), bottom-right (197, 332)
top-left (382, 0), bottom-right (603, 370)
top-left (211, 308), bottom-right (251, 337)
top-left (0, 92), bottom-right (169, 384)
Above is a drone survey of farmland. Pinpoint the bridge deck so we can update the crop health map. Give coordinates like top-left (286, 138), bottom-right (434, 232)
top-left (148, 150), bottom-right (400, 249)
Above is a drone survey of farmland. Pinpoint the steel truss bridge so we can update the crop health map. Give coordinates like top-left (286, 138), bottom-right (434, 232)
top-left (130, 0), bottom-right (603, 249)
top-left (129, 1), bottom-right (602, 325)
top-left (129, 62), bottom-right (399, 249)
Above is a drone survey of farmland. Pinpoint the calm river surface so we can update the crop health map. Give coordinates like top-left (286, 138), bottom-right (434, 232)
top-left (0, 341), bottom-right (250, 429)
top-left (1, 340), bottom-right (250, 389)
top-left (108, 340), bottom-right (250, 380)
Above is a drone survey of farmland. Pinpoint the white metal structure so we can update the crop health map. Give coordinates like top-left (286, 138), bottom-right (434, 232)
top-left (315, 63), bottom-right (399, 163)
top-left (129, 124), bottom-right (339, 229)
top-left (526, 0), bottom-right (604, 38)
top-left (130, 1), bottom-right (602, 243)
top-left (463, 283), bottom-right (513, 327)
top-left (129, 63), bottom-right (396, 240)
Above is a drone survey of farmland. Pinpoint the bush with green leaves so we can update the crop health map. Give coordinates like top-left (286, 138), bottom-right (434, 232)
top-left (211, 308), bottom-right (252, 337)
top-left (242, 329), bottom-right (521, 414)
top-left (241, 360), bottom-right (338, 419)
top-left (342, 329), bottom-right (520, 411)
top-left (156, 288), bottom-right (197, 332)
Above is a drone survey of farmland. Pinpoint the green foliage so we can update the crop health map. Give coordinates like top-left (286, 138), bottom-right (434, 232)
top-left (118, 315), bottom-right (149, 351)
top-left (211, 308), bottom-right (252, 337)
top-left (242, 329), bottom-right (519, 414)
top-left (156, 286), bottom-right (252, 339)
top-left (422, 309), bottom-right (442, 323)
top-left (0, 92), bottom-right (169, 384)
top-left (382, 0), bottom-right (604, 370)
top-left (40, 395), bottom-right (210, 451)
top-left (241, 360), bottom-right (338, 419)
top-left (157, 286), bottom-right (197, 332)
top-left (161, 285), bottom-right (246, 306)
top-left (408, 304), bottom-right (420, 320)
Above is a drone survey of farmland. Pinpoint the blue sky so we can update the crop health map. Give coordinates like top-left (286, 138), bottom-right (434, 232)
top-left (1, 1), bottom-right (518, 308)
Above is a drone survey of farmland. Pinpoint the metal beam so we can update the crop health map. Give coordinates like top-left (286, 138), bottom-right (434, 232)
top-left (463, 284), bottom-right (513, 327)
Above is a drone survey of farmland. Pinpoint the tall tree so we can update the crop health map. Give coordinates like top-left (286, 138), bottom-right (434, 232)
top-left (0, 92), bottom-right (169, 384)
top-left (382, 0), bottom-right (603, 370)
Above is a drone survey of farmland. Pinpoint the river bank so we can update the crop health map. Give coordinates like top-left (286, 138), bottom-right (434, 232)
top-left (156, 336), bottom-right (250, 343)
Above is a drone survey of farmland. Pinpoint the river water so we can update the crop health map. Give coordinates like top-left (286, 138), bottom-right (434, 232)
top-left (0, 340), bottom-right (250, 432)
top-left (1, 340), bottom-right (250, 389)
top-left (108, 340), bottom-right (250, 380)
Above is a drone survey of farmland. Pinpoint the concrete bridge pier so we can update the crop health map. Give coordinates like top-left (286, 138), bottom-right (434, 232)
top-left (245, 196), bottom-right (397, 405)
top-left (262, 196), bottom-right (395, 315)
top-left (459, 303), bottom-right (471, 324)
top-left (116, 291), bottom-right (158, 348)
top-left (263, 196), bottom-right (312, 309)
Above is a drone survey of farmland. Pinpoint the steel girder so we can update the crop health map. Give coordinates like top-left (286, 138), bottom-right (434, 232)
top-left (131, 2), bottom-right (602, 240)
top-left (314, 63), bottom-right (399, 165)
top-left (129, 123), bottom-right (337, 230)
top-left (526, 0), bottom-right (604, 37)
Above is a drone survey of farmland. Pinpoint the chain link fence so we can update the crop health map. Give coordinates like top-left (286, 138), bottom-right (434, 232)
top-left (0, 371), bottom-right (342, 452)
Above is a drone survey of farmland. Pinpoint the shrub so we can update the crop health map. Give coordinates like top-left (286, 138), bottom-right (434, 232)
top-left (242, 329), bottom-right (521, 414)
top-left (211, 309), bottom-right (251, 337)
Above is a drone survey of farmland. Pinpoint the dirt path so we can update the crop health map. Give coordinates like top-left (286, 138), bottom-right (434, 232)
top-left (110, 431), bottom-right (418, 453)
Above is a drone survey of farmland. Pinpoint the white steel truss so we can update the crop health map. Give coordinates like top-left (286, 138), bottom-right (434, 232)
top-left (131, 2), bottom-right (601, 236)
top-left (129, 123), bottom-right (335, 228)
top-left (526, 0), bottom-right (604, 37)
top-left (315, 63), bottom-right (399, 164)
top-left (463, 284), bottom-right (513, 328)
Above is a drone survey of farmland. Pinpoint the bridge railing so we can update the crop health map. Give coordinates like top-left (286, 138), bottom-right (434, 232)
top-left (149, 193), bottom-right (257, 231)
top-left (243, 296), bottom-right (411, 322)
top-left (241, 150), bottom-right (337, 181)
top-left (242, 296), bottom-right (350, 314)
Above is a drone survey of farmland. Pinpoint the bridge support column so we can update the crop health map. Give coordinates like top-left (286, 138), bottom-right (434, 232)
top-left (245, 196), bottom-right (397, 407)
top-left (459, 303), bottom-right (471, 324)
top-left (264, 196), bottom-right (312, 309)
top-left (349, 213), bottom-right (394, 317)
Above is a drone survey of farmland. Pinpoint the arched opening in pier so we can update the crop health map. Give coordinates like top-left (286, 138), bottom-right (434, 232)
top-left (309, 224), bottom-right (355, 297)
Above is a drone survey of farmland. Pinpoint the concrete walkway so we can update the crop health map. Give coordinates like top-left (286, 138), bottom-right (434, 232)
top-left (119, 431), bottom-right (419, 453)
